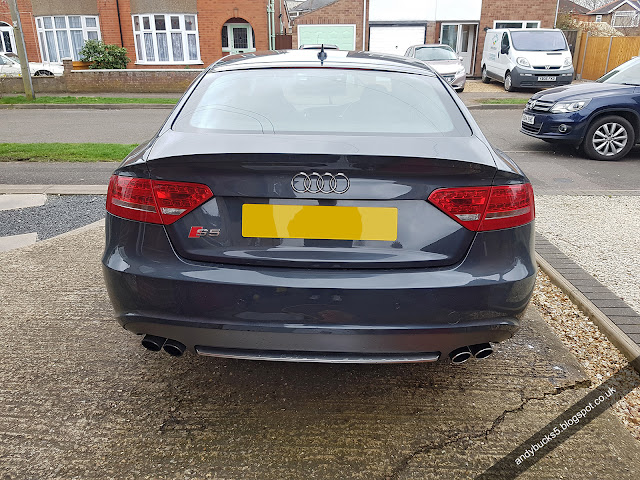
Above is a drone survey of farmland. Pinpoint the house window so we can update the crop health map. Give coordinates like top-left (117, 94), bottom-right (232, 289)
top-left (36, 15), bottom-right (101, 62)
top-left (132, 14), bottom-right (201, 64)
top-left (0, 22), bottom-right (15, 54)
top-left (595, 15), bottom-right (603, 22)
top-left (612, 11), bottom-right (640, 27)
top-left (494, 21), bottom-right (540, 29)
top-left (222, 22), bottom-right (256, 54)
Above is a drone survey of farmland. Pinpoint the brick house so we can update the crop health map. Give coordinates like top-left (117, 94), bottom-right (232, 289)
top-left (1, 0), bottom-right (561, 75)
top-left (586, 0), bottom-right (640, 29)
top-left (0, 0), bottom-right (290, 68)
top-left (558, 0), bottom-right (592, 22)
top-left (290, 0), bottom-right (559, 76)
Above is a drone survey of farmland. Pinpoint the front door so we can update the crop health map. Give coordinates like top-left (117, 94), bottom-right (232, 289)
top-left (440, 23), bottom-right (478, 74)
top-left (222, 23), bottom-right (255, 55)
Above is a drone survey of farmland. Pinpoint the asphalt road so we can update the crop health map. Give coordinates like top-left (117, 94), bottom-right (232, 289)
top-left (1, 224), bottom-right (639, 479)
top-left (1, 107), bottom-right (639, 194)
top-left (0, 161), bottom-right (119, 185)
top-left (471, 109), bottom-right (640, 195)
top-left (2, 108), bottom-right (168, 144)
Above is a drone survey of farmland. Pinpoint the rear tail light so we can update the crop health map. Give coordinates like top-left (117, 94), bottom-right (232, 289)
top-left (428, 183), bottom-right (534, 231)
top-left (106, 175), bottom-right (213, 225)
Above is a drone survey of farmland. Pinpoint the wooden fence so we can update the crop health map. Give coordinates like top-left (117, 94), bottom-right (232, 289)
top-left (575, 33), bottom-right (640, 80)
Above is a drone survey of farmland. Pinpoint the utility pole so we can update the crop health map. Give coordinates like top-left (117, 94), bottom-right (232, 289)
top-left (8, 0), bottom-right (35, 100)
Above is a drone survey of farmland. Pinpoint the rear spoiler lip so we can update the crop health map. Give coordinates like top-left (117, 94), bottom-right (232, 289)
top-left (147, 131), bottom-right (497, 168)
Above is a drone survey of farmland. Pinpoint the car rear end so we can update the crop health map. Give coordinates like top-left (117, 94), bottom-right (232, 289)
top-left (102, 53), bottom-right (536, 363)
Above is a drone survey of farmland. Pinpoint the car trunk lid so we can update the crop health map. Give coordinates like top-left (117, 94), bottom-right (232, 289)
top-left (146, 132), bottom-right (497, 268)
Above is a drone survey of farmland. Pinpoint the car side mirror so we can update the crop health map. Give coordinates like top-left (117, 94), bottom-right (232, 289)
top-left (501, 45), bottom-right (509, 55)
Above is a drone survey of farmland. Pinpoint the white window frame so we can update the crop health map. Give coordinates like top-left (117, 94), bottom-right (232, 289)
top-left (493, 20), bottom-right (540, 29)
top-left (221, 22), bottom-right (256, 54)
top-left (132, 13), bottom-right (202, 65)
top-left (595, 15), bottom-right (603, 22)
top-left (0, 22), bottom-right (16, 55)
top-left (35, 15), bottom-right (101, 63)
top-left (612, 11), bottom-right (640, 27)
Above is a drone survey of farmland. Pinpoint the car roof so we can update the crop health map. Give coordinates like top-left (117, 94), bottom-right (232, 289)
top-left (411, 44), bottom-right (454, 49)
top-left (489, 28), bottom-right (561, 32)
top-left (210, 50), bottom-right (436, 76)
top-left (299, 44), bottom-right (339, 49)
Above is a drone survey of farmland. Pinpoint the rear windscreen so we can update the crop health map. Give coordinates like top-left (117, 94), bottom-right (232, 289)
top-left (172, 69), bottom-right (471, 137)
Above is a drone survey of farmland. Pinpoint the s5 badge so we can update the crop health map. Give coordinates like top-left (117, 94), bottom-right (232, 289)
top-left (188, 226), bottom-right (221, 238)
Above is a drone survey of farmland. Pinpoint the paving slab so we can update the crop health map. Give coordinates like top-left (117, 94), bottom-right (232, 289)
top-left (0, 232), bottom-right (37, 252)
top-left (0, 194), bottom-right (46, 211)
top-left (0, 224), bottom-right (638, 479)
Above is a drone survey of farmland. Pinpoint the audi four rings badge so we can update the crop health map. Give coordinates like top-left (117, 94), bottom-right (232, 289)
top-left (291, 172), bottom-right (350, 194)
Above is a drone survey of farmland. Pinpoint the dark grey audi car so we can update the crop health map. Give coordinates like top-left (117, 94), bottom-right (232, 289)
top-left (102, 50), bottom-right (536, 364)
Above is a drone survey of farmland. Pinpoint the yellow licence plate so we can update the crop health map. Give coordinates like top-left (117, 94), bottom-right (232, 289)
top-left (242, 204), bottom-right (398, 241)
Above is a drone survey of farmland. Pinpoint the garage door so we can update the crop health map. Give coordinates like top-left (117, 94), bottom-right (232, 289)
top-left (369, 26), bottom-right (426, 55)
top-left (297, 25), bottom-right (356, 51)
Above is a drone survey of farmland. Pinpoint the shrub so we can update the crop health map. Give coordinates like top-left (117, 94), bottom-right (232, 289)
top-left (79, 40), bottom-right (131, 69)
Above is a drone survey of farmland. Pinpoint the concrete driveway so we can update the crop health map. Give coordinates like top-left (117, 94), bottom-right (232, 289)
top-left (1, 225), bottom-right (639, 479)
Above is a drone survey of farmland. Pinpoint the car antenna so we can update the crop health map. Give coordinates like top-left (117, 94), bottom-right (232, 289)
top-left (318, 44), bottom-right (327, 66)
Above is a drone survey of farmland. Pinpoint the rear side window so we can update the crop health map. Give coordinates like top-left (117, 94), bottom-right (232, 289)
top-left (173, 69), bottom-right (471, 136)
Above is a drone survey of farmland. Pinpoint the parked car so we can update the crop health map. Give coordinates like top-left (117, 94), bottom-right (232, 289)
top-left (481, 28), bottom-right (574, 91)
top-left (521, 56), bottom-right (640, 161)
top-left (102, 49), bottom-right (536, 364)
top-left (404, 44), bottom-right (466, 92)
top-left (0, 53), bottom-right (63, 77)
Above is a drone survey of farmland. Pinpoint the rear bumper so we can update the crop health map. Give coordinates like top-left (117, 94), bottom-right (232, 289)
top-left (102, 215), bottom-right (536, 361)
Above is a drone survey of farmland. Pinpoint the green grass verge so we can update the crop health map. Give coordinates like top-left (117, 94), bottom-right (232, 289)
top-left (0, 96), bottom-right (178, 105)
top-left (478, 98), bottom-right (529, 105)
top-left (0, 143), bottom-right (137, 162)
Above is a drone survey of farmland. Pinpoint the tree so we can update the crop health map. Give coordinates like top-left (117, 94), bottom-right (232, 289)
top-left (78, 40), bottom-right (130, 69)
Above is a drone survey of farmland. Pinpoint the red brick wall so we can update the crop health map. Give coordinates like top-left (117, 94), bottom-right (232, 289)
top-left (0, 66), bottom-right (202, 93)
top-left (292, 0), bottom-right (368, 50)
top-left (425, 21), bottom-right (438, 44)
top-left (96, 0), bottom-right (123, 46)
top-left (0, 0), bottom-right (41, 61)
top-left (197, 0), bottom-right (269, 66)
top-left (475, 0), bottom-right (558, 75)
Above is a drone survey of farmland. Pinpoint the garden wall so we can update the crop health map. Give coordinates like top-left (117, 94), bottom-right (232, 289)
top-left (0, 60), bottom-right (203, 94)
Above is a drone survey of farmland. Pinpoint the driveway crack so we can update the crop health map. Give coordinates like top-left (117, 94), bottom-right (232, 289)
top-left (384, 379), bottom-right (591, 480)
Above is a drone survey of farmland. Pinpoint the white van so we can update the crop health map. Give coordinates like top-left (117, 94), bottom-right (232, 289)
top-left (481, 28), bottom-right (573, 91)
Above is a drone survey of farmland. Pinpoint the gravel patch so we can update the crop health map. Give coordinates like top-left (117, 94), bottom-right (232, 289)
top-left (533, 271), bottom-right (640, 441)
top-left (0, 194), bottom-right (105, 240)
top-left (535, 195), bottom-right (640, 315)
top-left (464, 79), bottom-right (507, 93)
